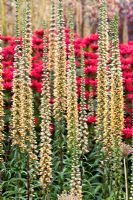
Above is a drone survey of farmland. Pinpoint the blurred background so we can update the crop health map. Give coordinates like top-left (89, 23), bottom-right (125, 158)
top-left (0, 0), bottom-right (133, 42)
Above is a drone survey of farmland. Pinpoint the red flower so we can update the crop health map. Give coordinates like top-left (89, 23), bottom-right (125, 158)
top-left (50, 124), bottom-right (54, 134)
top-left (76, 77), bottom-right (81, 86)
top-left (49, 98), bottom-right (55, 104)
top-left (123, 128), bottom-right (133, 139)
top-left (3, 68), bottom-right (13, 81)
top-left (89, 34), bottom-right (98, 42)
top-left (3, 82), bottom-right (12, 90)
top-left (34, 117), bottom-right (39, 125)
top-left (84, 66), bottom-right (97, 74)
top-left (86, 116), bottom-right (96, 124)
top-left (127, 94), bottom-right (133, 101)
top-left (75, 61), bottom-right (80, 68)
top-left (84, 79), bottom-right (97, 87)
top-left (34, 30), bottom-right (44, 38)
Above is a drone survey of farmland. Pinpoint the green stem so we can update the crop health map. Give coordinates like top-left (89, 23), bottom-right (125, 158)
top-left (124, 157), bottom-right (128, 200)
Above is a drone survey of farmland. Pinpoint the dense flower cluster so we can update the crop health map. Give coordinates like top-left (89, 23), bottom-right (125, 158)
top-left (0, 30), bottom-right (132, 139)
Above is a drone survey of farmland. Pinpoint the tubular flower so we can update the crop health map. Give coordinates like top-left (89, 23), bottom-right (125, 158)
top-left (0, 34), bottom-right (4, 162)
top-left (96, 0), bottom-right (108, 140)
top-left (39, 24), bottom-right (52, 190)
top-left (78, 48), bottom-right (89, 153)
top-left (110, 16), bottom-right (124, 199)
top-left (54, 0), bottom-right (67, 121)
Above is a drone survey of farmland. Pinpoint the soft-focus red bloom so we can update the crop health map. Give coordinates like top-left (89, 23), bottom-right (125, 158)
top-left (89, 34), bottom-right (98, 42)
top-left (85, 79), bottom-right (97, 87)
top-left (32, 80), bottom-right (42, 93)
top-left (76, 77), bottom-right (81, 86)
top-left (34, 117), bottom-right (39, 125)
top-left (84, 59), bottom-right (98, 66)
top-left (3, 82), bottom-right (12, 90)
top-left (50, 124), bottom-right (54, 134)
top-left (86, 116), bottom-right (96, 124)
top-left (34, 30), bottom-right (44, 38)
top-left (123, 128), bottom-right (133, 139)
top-left (3, 68), bottom-right (13, 81)
top-left (75, 61), bottom-right (80, 68)
top-left (121, 57), bottom-right (132, 65)
top-left (85, 91), bottom-right (89, 100)
top-left (49, 98), bottom-right (55, 104)
top-left (127, 94), bottom-right (133, 100)
top-left (90, 44), bottom-right (98, 50)
top-left (84, 52), bottom-right (98, 59)
top-left (84, 66), bottom-right (97, 74)
top-left (2, 61), bottom-right (13, 67)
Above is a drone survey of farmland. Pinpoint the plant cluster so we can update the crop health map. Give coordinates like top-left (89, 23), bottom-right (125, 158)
top-left (0, 0), bottom-right (132, 199)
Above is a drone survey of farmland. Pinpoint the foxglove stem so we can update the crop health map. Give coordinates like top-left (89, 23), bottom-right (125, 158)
top-left (124, 157), bottom-right (128, 200)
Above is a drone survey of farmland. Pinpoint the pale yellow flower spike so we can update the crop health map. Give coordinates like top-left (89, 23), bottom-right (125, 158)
top-left (96, 0), bottom-right (108, 141)
top-left (54, 0), bottom-right (67, 121)
top-left (39, 24), bottom-right (52, 191)
top-left (0, 33), bottom-right (4, 163)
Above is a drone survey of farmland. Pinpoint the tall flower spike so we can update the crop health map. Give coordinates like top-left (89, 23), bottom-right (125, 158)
top-left (110, 15), bottom-right (124, 200)
top-left (12, 0), bottom-right (22, 147)
top-left (48, 0), bottom-right (57, 113)
top-left (54, 0), bottom-right (67, 121)
top-left (52, 0), bottom-right (67, 192)
top-left (17, 8), bottom-right (26, 151)
top-left (49, 0), bottom-right (57, 72)
top-left (0, 30), bottom-right (4, 162)
top-left (67, 12), bottom-right (82, 199)
top-left (67, 12), bottom-right (79, 150)
top-left (78, 48), bottom-right (89, 153)
top-left (39, 23), bottom-right (52, 191)
top-left (102, 46), bottom-right (112, 161)
top-left (96, 0), bottom-right (108, 141)
top-left (22, 0), bottom-right (38, 178)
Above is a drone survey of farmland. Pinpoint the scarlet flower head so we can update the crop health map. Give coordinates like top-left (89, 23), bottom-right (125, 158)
top-left (123, 128), bottom-right (133, 139)
top-left (86, 116), bottom-right (96, 124)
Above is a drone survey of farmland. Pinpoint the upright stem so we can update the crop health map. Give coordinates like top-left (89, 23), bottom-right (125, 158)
top-left (27, 156), bottom-right (30, 200)
top-left (124, 157), bottom-right (128, 200)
